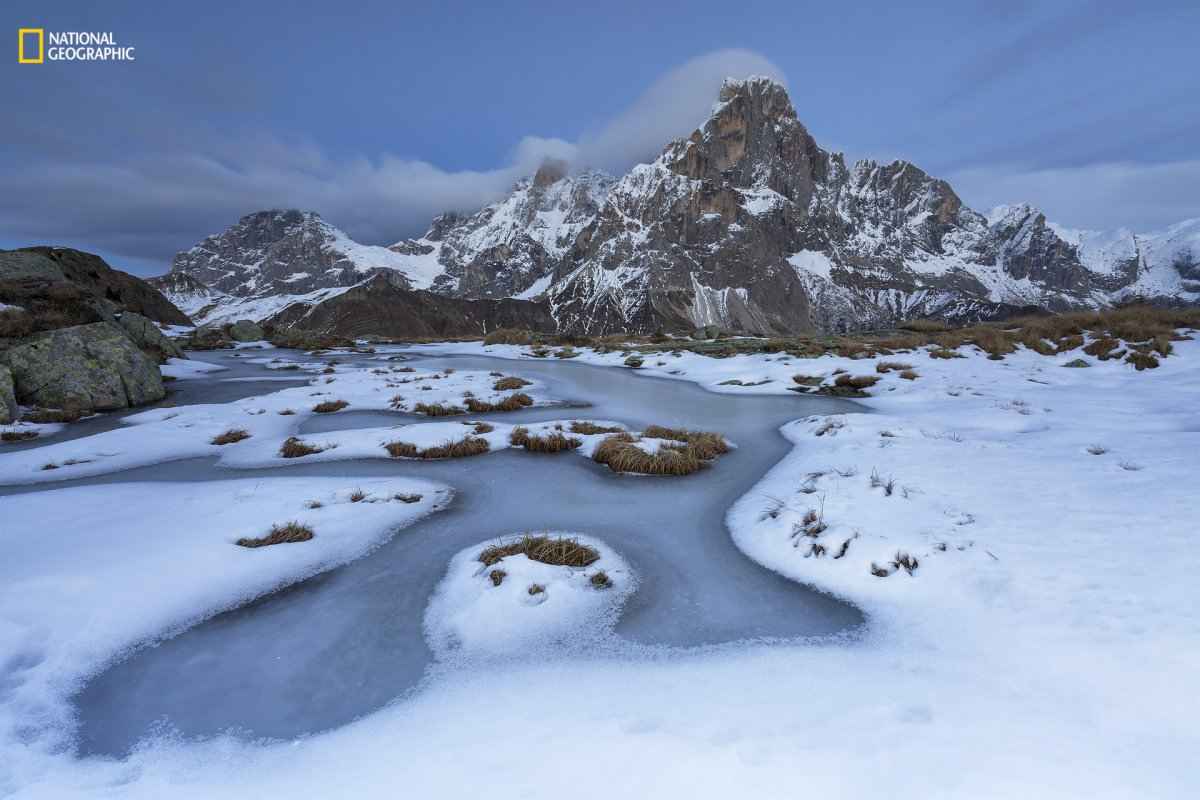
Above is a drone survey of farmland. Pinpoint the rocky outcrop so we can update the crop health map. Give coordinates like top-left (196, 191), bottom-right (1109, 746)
top-left (228, 319), bottom-right (265, 341)
top-left (0, 322), bottom-right (165, 415)
top-left (264, 273), bottom-right (556, 339)
top-left (0, 364), bottom-right (16, 424)
top-left (0, 247), bottom-right (190, 327)
top-left (118, 311), bottom-right (186, 362)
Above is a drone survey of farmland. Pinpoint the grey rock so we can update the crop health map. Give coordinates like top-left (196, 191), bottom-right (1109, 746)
top-left (0, 364), bottom-right (16, 424)
top-left (228, 319), bottom-right (265, 341)
top-left (118, 311), bottom-right (186, 361)
top-left (0, 322), bottom-right (165, 414)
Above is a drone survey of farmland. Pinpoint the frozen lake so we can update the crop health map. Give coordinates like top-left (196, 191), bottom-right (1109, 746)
top-left (2, 348), bottom-right (866, 756)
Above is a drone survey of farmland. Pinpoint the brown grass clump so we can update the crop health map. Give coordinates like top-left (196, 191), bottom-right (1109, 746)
top-left (413, 402), bottom-right (465, 417)
top-left (349, 488), bottom-right (368, 502)
top-left (464, 393), bottom-right (533, 413)
top-left (509, 426), bottom-right (582, 453)
top-left (875, 361), bottom-right (913, 374)
top-left (928, 347), bottom-right (965, 359)
top-left (383, 440), bottom-right (418, 457)
top-left (972, 328), bottom-right (1017, 359)
top-left (492, 376), bottom-right (531, 391)
top-left (385, 436), bottom-right (491, 460)
top-left (1125, 351), bottom-right (1159, 371)
top-left (835, 374), bottom-right (880, 390)
top-left (591, 427), bottom-right (727, 476)
top-left (899, 370), bottom-right (919, 380)
top-left (479, 535), bottom-right (600, 568)
top-left (489, 569), bottom-right (506, 586)
top-left (590, 571), bottom-right (613, 589)
top-left (641, 425), bottom-right (730, 460)
top-left (1083, 336), bottom-right (1120, 359)
top-left (1, 430), bottom-right (39, 443)
top-left (569, 421), bottom-right (624, 435)
top-left (210, 428), bottom-right (251, 446)
top-left (470, 421), bottom-right (495, 434)
top-left (236, 521), bottom-right (314, 548)
top-left (280, 436), bottom-right (326, 458)
top-left (312, 399), bottom-right (349, 413)
top-left (483, 328), bottom-right (534, 345)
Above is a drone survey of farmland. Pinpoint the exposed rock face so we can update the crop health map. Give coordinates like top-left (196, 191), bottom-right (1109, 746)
top-left (264, 274), bottom-right (556, 339)
top-left (0, 247), bottom-right (190, 330)
top-left (0, 322), bottom-right (165, 414)
top-left (0, 364), bottom-right (16, 424)
top-left (396, 167), bottom-right (614, 300)
top-left (117, 311), bottom-right (186, 362)
top-left (147, 270), bottom-right (226, 320)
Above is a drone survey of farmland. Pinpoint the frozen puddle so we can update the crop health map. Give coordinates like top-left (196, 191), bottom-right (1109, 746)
top-left (3, 349), bottom-right (865, 756)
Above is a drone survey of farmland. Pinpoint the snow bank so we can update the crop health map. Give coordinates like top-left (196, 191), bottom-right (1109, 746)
top-left (0, 475), bottom-right (450, 792)
top-left (424, 533), bottom-right (634, 658)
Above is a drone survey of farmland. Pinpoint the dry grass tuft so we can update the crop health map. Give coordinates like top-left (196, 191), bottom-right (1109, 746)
top-left (470, 421), bottom-right (495, 434)
top-left (385, 436), bottom-right (490, 460)
top-left (509, 426), bottom-right (582, 453)
top-left (569, 421), bottom-right (624, 435)
top-left (349, 488), bottom-right (368, 502)
top-left (1125, 351), bottom-right (1159, 371)
top-left (280, 436), bottom-right (326, 458)
top-left (489, 569), bottom-right (506, 586)
top-left (641, 425), bottom-right (730, 460)
top-left (464, 393), bottom-right (533, 413)
top-left (236, 521), bottom-right (314, 548)
top-left (899, 369), bottom-right (919, 380)
top-left (875, 361), bottom-right (913, 374)
top-left (928, 347), bottom-right (965, 359)
top-left (312, 399), bottom-right (349, 413)
top-left (592, 427), bottom-right (727, 476)
top-left (590, 571), bottom-right (613, 590)
top-left (1, 430), bottom-right (39, 443)
top-left (210, 428), bottom-right (251, 446)
top-left (492, 376), bottom-right (531, 391)
top-left (479, 534), bottom-right (601, 568)
top-left (413, 402), bottom-right (465, 417)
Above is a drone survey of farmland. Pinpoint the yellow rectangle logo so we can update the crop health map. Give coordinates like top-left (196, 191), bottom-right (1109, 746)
top-left (18, 28), bottom-right (43, 64)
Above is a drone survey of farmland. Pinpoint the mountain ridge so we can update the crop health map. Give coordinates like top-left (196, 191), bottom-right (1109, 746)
top-left (158, 77), bottom-right (1200, 335)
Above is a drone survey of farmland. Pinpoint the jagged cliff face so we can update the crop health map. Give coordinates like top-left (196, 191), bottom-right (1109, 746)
top-left (546, 77), bottom-right (1196, 334)
top-left (392, 162), bottom-right (614, 300)
top-left (166, 77), bottom-right (1199, 336)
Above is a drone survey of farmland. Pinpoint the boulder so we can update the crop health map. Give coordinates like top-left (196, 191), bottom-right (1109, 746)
top-left (0, 364), bottom-right (16, 424)
top-left (229, 319), bottom-right (265, 341)
top-left (186, 325), bottom-right (235, 350)
top-left (0, 322), bottom-right (165, 414)
top-left (118, 311), bottom-right (186, 362)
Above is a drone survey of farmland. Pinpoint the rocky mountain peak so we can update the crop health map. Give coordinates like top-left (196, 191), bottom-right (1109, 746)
top-left (533, 158), bottom-right (570, 188)
top-left (664, 75), bottom-right (828, 211)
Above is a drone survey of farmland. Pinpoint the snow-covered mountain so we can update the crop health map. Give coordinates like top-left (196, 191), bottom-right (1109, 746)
top-left (392, 160), bottom-right (614, 299)
top-left (163, 78), bottom-right (1199, 334)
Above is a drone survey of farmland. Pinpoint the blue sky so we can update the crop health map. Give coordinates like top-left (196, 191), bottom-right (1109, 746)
top-left (2, 0), bottom-right (1198, 275)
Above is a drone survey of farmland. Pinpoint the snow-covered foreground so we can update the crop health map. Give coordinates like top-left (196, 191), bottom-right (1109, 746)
top-left (3, 332), bottom-right (1199, 798)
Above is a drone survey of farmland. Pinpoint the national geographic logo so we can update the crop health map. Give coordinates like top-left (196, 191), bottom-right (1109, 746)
top-left (18, 28), bottom-right (136, 63)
